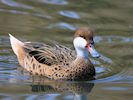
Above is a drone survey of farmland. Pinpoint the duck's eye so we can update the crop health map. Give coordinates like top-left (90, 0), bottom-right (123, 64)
top-left (80, 35), bottom-right (86, 39)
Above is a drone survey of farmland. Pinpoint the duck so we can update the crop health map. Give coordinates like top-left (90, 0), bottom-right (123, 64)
top-left (9, 27), bottom-right (100, 81)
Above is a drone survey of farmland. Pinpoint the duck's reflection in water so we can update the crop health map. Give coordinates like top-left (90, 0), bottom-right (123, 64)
top-left (30, 76), bottom-right (94, 100)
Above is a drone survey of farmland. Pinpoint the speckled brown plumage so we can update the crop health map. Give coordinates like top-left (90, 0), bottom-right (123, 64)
top-left (22, 43), bottom-right (95, 81)
top-left (9, 27), bottom-right (99, 81)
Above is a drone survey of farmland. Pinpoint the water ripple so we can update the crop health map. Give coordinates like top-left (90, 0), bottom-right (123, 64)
top-left (0, 8), bottom-right (52, 19)
top-left (47, 22), bottom-right (76, 30)
top-left (90, 54), bottom-right (113, 78)
top-left (94, 36), bottom-right (133, 43)
top-left (99, 54), bottom-right (113, 64)
top-left (39, 0), bottom-right (68, 5)
top-left (59, 10), bottom-right (80, 19)
top-left (93, 66), bottom-right (133, 83)
top-left (0, 0), bottom-right (33, 9)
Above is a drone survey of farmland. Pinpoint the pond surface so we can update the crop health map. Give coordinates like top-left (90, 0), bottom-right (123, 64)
top-left (0, 0), bottom-right (133, 100)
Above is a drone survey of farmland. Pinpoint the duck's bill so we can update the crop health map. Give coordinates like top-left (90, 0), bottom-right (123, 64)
top-left (86, 44), bottom-right (100, 58)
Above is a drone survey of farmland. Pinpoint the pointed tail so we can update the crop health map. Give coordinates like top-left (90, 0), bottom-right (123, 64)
top-left (9, 34), bottom-right (25, 58)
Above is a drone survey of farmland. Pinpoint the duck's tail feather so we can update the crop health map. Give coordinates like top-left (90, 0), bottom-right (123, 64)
top-left (9, 34), bottom-right (25, 59)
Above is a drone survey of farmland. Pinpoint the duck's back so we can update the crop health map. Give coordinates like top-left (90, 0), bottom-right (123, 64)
top-left (23, 42), bottom-right (76, 66)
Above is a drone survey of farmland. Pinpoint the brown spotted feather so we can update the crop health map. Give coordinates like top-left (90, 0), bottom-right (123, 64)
top-left (9, 27), bottom-right (97, 81)
top-left (21, 42), bottom-right (95, 80)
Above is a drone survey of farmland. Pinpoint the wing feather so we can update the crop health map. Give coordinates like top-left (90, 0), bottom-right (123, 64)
top-left (23, 42), bottom-right (76, 66)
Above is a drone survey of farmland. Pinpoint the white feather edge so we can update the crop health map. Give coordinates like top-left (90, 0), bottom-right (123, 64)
top-left (9, 33), bottom-right (24, 56)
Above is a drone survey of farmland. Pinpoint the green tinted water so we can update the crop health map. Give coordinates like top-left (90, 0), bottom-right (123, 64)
top-left (0, 0), bottom-right (133, 100)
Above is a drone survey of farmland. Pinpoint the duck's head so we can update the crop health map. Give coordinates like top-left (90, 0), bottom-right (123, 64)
top-left (73, 27), bottom-right (100, 59)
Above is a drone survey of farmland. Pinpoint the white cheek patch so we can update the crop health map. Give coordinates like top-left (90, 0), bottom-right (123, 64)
top-left (73, 37), bottom-right (89, 59)
top-left (73, 37), bottom-right (87, 49)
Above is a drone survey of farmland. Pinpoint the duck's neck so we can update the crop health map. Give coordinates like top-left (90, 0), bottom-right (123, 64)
top-left (76, 48), bottom-right (89, 60)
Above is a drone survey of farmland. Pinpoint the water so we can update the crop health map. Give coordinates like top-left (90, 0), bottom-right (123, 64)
top-left (0, 0), bottom-right (133, 100)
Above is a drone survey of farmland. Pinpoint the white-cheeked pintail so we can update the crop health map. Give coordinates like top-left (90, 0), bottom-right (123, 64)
top-left (9, 27), bottom-right (100, 81)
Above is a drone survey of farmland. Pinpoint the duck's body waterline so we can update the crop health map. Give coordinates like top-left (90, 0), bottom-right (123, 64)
top-left (9, 27), bottom-right (100, 81)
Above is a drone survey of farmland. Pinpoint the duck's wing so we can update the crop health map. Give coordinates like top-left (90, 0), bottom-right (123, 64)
top-left (24, 42), bottom-right (76, 66)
